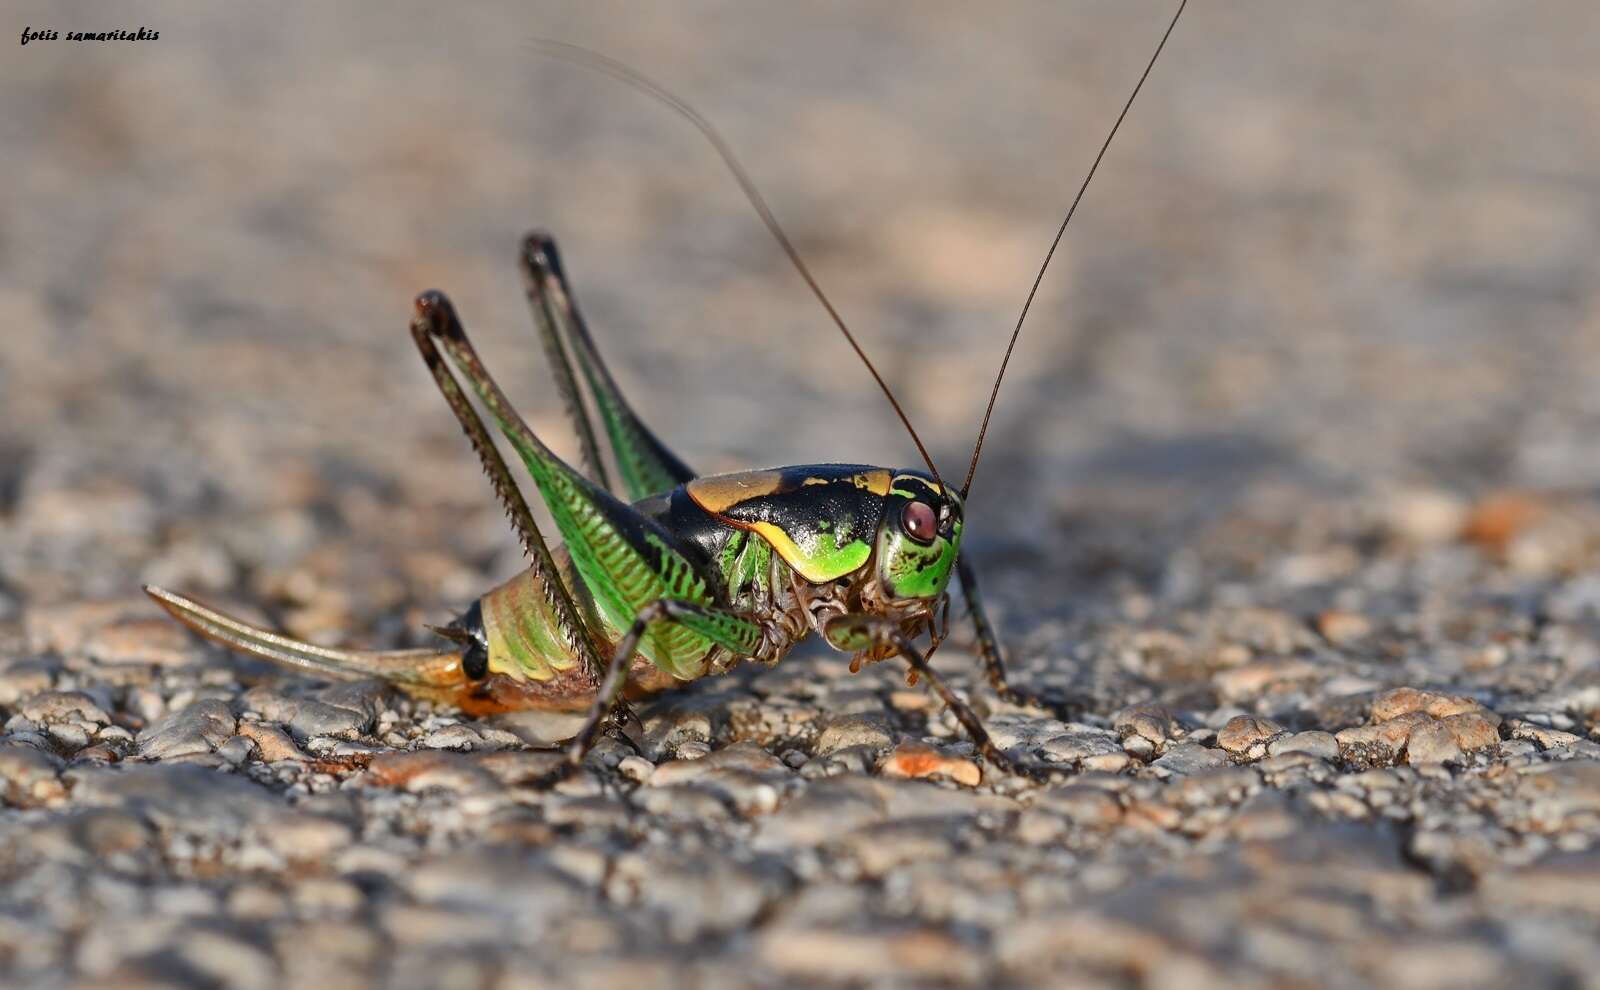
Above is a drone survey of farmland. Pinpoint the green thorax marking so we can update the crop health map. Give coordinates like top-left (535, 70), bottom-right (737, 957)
top-left (878, 516), bottom-right (962, 600)
top-left (716, 529), bottom-right (774, 612)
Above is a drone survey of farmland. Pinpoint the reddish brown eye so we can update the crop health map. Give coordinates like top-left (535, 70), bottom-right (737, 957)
top-left (901, 501), bottom-right (938, 543)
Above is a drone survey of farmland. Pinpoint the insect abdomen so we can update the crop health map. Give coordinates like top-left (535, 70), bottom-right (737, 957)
top-left (478, 545), bottom-right (599, 688)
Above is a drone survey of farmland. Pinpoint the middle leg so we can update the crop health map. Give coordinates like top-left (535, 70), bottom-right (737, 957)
top-left (566, 598), bottom-right (766, 764)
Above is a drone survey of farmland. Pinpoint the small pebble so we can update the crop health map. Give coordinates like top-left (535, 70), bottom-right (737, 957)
top-left (880, 742), bottom-right (982, 787)
top-left (1267, 730), bottom-right (1340, 761)
top-left (137, 699), bottom-right (237, 760)
top-left (1316, 609), bottom-right (1372, 645)
top-left (814, 714), bottom-right (895, 756)
top-left (675, 741), bottom-right (713, 761)
top-left (236, 721), bottom-right (307, 763)
top-left (216, 735), bottom-right (258, 765)
top-left (1405, 720), bottom-right (1464, 766)
top-left (421, 723), bottom-right (483, 751)
top-left (1150, 744), bottom-right (1228, 776)
top-left (617, 755), bottom-right (655, 783)
top-left (1216, 715), bottom-right (1285, 759)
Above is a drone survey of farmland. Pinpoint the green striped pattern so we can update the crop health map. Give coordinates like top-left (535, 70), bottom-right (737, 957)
top-left (442, 341), bottom-right (716, 679)
top-left (671, 604), bottom-right (764, 657)
top-left (590, 384), bottom-right (680, 501)
top-left (436, 322), bottom-right (716, 681)
top-left (507, 441), bottom-right (713, 679)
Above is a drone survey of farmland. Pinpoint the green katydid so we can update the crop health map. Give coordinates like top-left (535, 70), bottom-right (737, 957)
top-left (146, 3), bottom-right (1186, 779)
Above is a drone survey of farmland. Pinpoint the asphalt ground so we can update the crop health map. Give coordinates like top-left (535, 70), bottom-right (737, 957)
top-left (4, 4), bottom-right (1599, 987)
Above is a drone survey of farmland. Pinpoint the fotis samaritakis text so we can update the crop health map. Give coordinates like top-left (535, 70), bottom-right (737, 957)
top-left (21, 26), bottom-right (160, 45)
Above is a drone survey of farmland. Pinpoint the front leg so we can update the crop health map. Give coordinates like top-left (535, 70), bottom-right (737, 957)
top-left (957, 556), bottom-right (1082, 721)
top-left (823, 614), bottom-right (1055, 782)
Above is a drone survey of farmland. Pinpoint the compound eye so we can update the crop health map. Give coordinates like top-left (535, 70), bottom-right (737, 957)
top-left (901, 501), bottom-right (938, 543)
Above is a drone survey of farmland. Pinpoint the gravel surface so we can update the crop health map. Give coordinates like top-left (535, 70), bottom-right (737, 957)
top-left (5, 3), bottom-right (1600, 988)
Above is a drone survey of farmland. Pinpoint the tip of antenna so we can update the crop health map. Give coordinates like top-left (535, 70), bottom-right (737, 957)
top-left (961, 0), bottom-right (1186, 498)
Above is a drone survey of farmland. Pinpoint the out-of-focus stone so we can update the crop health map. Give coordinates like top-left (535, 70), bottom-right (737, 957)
top-left (0, 659), bottom-right (56, 706)
top-left (364, 751), bottom-right (497, 794)
top-left (1216, 715), bottom-right (1285, 759)
top-left (0, 744), bottom-right (66, 806)
top-left (1315, 609), bottom-right (1372, 645)
top-left (1404, 719), bottom-right (1464, 766)
top-left (1150, 744), bottom-right (1228, 776)
top-left (253, 812), bottom-right (354, 861)
top-left (1384, 488), bottom-right (1468, 544)
top-left (1460, 491), bottom-right (1549, 552)
top-left (1370, 687), bottom-right (1493, 723)
top-left (880, 743), bottom-right (981, 787)
top-left (757, 925), bottom-right (982, 985)
top-left (1034, 785), bottom-right (1123, 829)
top-left (85, 617), bottom-right (197, 666)
top-left (1267, 730), bottom-right (1340, 760)
top-left (136, 699), bottom-right (237, 759)
top-left (1517, 760), bottom-right (1600, 831)
top-left (815, 713), bottom-right (895, 756)
top-left (1441, 712), bottom-right (1500, 752)
top-left (68, 764), bottom-right (280, 837)
top-left (1213, 658), bottom-right (1319, 702)
top-left (24, 601), bottom-right (134, 655)
top-left (235, 721), bottom-right (307, 762)
top-left (1112, 705), bottom-right (1174, 745)
top-left (18, 690), bottom-right (110, 726)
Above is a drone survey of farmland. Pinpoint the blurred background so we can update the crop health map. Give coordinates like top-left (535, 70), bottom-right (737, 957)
top-left (3, 0), bottom-right (1598, 624)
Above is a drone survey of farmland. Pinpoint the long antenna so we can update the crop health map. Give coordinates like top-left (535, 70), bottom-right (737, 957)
top-left (529, 39), bottom-right (946, 489)
top-left (961, 0), bottom-right (1187, 498)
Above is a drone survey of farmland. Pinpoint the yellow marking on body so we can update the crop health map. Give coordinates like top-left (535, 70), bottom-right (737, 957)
top-left (892, 472), bottom-right (941, 495)
top-left (854, 470), bottom-right (891, 495)
top-left (748, 522), bottom-right (834, 583)
top-left (803, 471), bottom-right (887, 493)
top-left (686, 470), bottom-right (785, 514)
